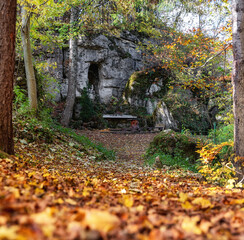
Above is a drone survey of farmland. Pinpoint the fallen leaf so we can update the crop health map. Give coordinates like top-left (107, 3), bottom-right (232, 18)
top-left (31, 208), bottom-right (56, 237)
top-left (4, 186), bottom-right (20, 198)
top-left (181, 216), bottom-right (201, 235)
top-left (81, 209), bottom-right (120, 234)
top-left (0, 226), bottom-right (19, 240)
top-left (192, 197), bottom-right (212, 208)
top-left (230, 198), bottom-right (244, 205)
top-left (179, 192), bottom-right (188, 203)
top-left (181, 201), bottom-right (193, 210)
top-left (65, 198), bottom-right (77, 205)
top-left (123, 195), bottom-right (134, 208)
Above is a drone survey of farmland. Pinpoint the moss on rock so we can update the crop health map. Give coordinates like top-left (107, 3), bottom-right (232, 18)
top-left (124, 67), bottom-right (172, 100)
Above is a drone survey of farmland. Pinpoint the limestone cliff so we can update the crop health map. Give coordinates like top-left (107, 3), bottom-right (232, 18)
top-left (46, 33), bottom-right (143, 104)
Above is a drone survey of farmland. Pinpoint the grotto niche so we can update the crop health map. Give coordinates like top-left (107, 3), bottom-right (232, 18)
top-left (88, 63), bottom-right (100, 100)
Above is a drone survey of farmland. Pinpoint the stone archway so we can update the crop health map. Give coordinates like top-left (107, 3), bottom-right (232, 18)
top-left (88, 63), bottom-right (100, 99)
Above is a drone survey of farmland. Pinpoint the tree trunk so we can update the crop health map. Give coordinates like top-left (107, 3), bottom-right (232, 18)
top-left (61, 6), bottom-right (79, 127)
top-left (0, 1), bottom-right (17, 154)
top-left (21, 5), bottom-right (38, 111)
top-left (232, 0), bottom-right (244, 179)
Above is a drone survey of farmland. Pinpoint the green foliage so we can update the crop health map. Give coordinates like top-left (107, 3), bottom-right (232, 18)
top-left (213, 86), bottom-right (233, 125)
top-left (124, 67), bottom-right (172, 100)
top-left (208, 124), bottom-right (234, 160)
top-left (35, 61), bottom-right (60, 104)
top-left (163, 89), bottom-right (210, 134)
top-left (78, 88), bottom-right (103, 124)
top-left (14, 59), bottom-right (59, 115)
top-left (13, 88), bottom-right (114, 160)
top-left (195, 124), bottom-right (237, 187)
top-left (145, 130), bottom-right (201, 171)
top-left (208, 124), bottom-right (233, 144)
top-left (146, 152), bottom-right (197, 172)
top-left (13, 85), bottom-right (29, 113)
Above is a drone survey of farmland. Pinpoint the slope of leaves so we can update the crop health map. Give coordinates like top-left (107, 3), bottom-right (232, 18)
top-left (13, 114), bottom-right (115, 162)
top-left (1, 128), bottom-right (244, 239)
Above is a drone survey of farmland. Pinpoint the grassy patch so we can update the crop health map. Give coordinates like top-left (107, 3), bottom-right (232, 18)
top-left (145, 130), bottom-right (202, 172)
top-left (146, 152), bottom-right (198, 172)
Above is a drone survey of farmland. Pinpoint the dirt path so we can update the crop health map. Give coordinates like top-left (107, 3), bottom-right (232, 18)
top-left (78, 130), bottom-right (157, 168)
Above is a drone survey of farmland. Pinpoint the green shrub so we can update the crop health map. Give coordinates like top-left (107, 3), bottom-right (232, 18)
top-left (78, 88), bottom-right (105, 127)
top-left (13, 85), bottom-right (29, 114)
top-left (208, 124), bottom-right (233, 144)
top-left (79, 88), bottom-right (97, 122)
top-left (195, 124), bottom-right (235, 186)
top-left (147, 130), bottom-right (201, 162)
top-left (145, 130), bottom-right (202, 171)
top-left (207, 124), bottom-right (234, 162)
top-left (146, 152), bottom-right (197, 172)
top-left (163, 90), bottom-right (210, 134)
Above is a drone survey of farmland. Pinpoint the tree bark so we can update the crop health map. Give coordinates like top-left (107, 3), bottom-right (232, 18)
top-left (21, 4), bottom-right (38, 111)
top-left (232, 0), bottom-right (244, 178)
top-left (61, 6), bottom-right (79, 127)
top-left (0, 1), bottom-right (17, 154)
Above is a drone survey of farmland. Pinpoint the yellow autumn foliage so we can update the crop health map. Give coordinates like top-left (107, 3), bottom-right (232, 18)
top-left (197, 141), bottom-right (236, 186)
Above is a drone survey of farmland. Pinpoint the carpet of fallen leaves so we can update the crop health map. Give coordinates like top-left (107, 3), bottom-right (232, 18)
top-left (0, 130), bottom-right (244, 240)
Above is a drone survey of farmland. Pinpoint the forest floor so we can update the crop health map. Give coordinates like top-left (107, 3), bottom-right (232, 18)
top-left (0, 129), bottom-right (244, 240)
top-left (78, 130), bottom-right (157, 169)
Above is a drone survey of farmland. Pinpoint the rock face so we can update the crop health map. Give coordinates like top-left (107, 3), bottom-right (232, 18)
top-left (47, 33), bottom-right (143, 103)
top-left (123, 68), bottom-right (178, 130)
top-left (45, 33), bottom-right (178, 129)
top-left (154, 101), bottom-right (178, 130)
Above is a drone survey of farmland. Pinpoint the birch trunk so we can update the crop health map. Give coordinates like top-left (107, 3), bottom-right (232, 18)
top-left (61, 6), bottom-right (79, 127)
top-left (232, 0), bottom-right (244, 178)
top-left (0, 1), bottom-right (17, 154)
top-left (21, 5), bottom-right (38, 111)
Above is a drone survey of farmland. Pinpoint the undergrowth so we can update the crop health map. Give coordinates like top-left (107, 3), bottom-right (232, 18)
top-left (53, 125), bottom-right (115, 160)
top-left (13, 86), bottom-right (115, 161)
top-left (146, 152), bottom-right (198, 172)
top-left (197, 141), bottom-right (235, 186)
top-left (145, 125), bottom-right (241, 188)
top-left (197, 124), bottom-right (238, 187)
top-left (145, 130), bottom-right (202, 172)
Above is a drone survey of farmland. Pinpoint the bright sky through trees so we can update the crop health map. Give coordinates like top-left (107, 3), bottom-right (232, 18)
top-left (159, 0), bottom-right (231, 40)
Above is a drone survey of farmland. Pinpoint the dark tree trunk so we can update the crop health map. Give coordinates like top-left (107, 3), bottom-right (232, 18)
top-left (232, 0), bottom-right (244, 179)
top-left (0, 1), bottom-right (17, 154)
top-left (61, 6), bottom-right (79, 127)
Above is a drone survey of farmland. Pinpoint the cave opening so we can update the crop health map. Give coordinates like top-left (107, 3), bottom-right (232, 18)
top-left (88, 63), bottom-right (100, 99)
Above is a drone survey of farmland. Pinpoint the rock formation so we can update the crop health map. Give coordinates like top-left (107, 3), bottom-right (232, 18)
top-left (47, 33), bottom-right (143, 104)
top-left (123, 67), bottom-right (178, 130)
top-left (44, 33), bottom-right (179, 129)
